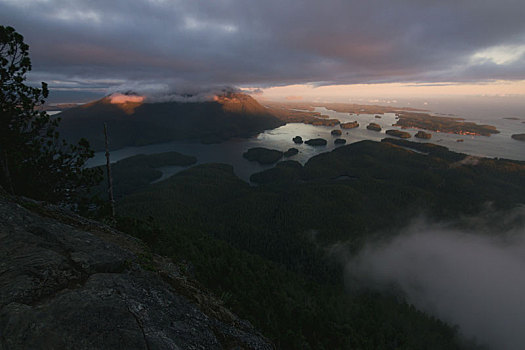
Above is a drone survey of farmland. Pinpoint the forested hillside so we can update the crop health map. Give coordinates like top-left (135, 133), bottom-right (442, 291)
top-left (110, 139), bottom-right (525, 348)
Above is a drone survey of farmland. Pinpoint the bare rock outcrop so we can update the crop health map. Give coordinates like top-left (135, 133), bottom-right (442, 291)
top-left (0, 195), bottom-right (272, 350)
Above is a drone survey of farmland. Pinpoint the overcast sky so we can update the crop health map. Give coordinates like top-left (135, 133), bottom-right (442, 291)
top-left (1, 0), bottom-right (525, 100)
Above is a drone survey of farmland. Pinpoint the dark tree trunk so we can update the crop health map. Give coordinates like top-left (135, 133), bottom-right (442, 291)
top-left (104, 123), bottom-right (115, 218)
top-left (0, 148), bottom-right (14, 195)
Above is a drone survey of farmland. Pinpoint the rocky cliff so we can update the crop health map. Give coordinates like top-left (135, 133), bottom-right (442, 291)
top-left (0, 194), bottom-right (272, 350)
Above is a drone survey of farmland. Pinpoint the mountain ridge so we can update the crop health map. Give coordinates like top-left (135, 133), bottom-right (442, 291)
top-left (58, 92), bottom-right (284, 151)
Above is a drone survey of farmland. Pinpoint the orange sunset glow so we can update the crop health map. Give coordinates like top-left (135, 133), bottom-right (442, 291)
top-left (109, 93), bottom-right (145, 104)
top-left (255, 80), bottom-right (525, 102)
top-left (108, 93), bottom-right (144, 114)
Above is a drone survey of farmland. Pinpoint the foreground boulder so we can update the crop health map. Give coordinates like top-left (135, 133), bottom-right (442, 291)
top-left (0, 195), bottom-right (272, 350)
top-left (334, 139), bottom-right (347, 145)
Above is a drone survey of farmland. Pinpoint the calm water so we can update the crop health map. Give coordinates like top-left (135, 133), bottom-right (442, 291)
top-left (314, 107), bottom-right (525, 162)
top-left (86, 105), bottom-right (525, 182)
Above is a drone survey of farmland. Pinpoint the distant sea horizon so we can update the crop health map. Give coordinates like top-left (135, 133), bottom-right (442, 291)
top-left (346, 95), bottom-right (525, 122)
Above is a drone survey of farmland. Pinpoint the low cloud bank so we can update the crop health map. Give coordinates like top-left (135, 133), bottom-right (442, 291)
top-left (107, 83), bottom-right (240, 103)
top-left (346, 208), bottom-right (525, 350)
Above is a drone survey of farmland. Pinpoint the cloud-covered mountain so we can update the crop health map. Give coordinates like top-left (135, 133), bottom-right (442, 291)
top-left (58, 92), bottom-right (283, 150)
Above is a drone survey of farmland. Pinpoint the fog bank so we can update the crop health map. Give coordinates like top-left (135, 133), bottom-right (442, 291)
top-left (346, 210), bottom-right (525, 350)
top-left (107, 83), bottom-right (240, 103)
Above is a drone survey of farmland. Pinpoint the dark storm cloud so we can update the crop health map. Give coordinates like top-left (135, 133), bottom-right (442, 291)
top-left (1, 0), bottom-right (524, 91)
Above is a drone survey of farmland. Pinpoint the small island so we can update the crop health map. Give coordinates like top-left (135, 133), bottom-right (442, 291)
top-left (386, 130), bottom-right (411, 139)
top-left (284, 148), bottom-right (299, 157)
top-left (305, 138), bottom-right (328, 146)
top-left (511, 134), bottom-right (525, 142)
top-left (394, 112), bottom-right (499, 136)
top-left (366, 123), bottom-right (381, 132)
top-left (415, 131), bottom-right (432, 139)
top-left (334, 139), bottom-right (346, 145)
top-left (331, 129), bottom-right (342, 136)
top-left (293, 136), bottom-right (303, 144)
top-left (340, 121), bottom-right (359, 129)
top-left (243, 147), bottom-right (284, 164)
top-left (310, 119), bottom-right (340, 126)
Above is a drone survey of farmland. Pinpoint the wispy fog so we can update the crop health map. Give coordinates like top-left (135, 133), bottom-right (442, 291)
top-left (345, 207), bottom-right (525, 350)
